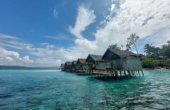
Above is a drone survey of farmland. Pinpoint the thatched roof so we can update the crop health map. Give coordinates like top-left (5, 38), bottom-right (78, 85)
top-left (102, 48), bottom-right (139, 60)
top-left (77, 58), bottom-right (86, 63)
top-left (60, 64), bottom-right (65, 67)
top-left (90, 54), bottom-right (102, 60)
top-left (85, 54), bottom-right (102, 62)
top-left (65, 62), bottom-right (72, 66)
top-left (109, 49), bottom-right (139, 57)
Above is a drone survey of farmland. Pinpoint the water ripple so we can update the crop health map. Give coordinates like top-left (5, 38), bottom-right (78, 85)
top-left (0, 70), bottom-right (170, 109)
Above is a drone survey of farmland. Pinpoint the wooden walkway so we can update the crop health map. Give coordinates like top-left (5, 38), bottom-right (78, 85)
top-left (64, 69), bottom-right (144, 79)
top-left (88, 70), bottom-right (144, 79)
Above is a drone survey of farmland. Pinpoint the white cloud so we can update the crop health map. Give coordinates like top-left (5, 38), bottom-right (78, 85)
top-left (75, 39), bottom-right (97, 50)
top-left (69, 5), bottom-right (96, 39)
top-left (0, 47), bottom-right (61, 67)
top-left (1, 0), bottom-right (170, 67)
top-left (0, 33), bottom-right (31, 50)
top-left (46, 34), bottom-right (73, 41)
top-left (46, 45), bottom-right (55, 49)
top-left (53, 9), bottom-right (58, 17)
top-left (6, 57), bottom-right (14, 62)
top-left (111, 4), bottom-right (115, 12)
top-left (94, 0), bottom-right (170, 53)
top-left (41, 43), bottom-right (49, 45)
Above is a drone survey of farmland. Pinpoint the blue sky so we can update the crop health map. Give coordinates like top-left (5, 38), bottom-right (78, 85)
top-left (0, 0), bottom-right (170, 67)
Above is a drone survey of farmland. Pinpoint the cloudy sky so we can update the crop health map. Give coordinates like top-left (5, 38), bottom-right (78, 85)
top-left (0, 0), bottom-right (170, 67)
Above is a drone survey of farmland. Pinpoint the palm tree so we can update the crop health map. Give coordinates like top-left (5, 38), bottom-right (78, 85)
top-left (126, 33), bottom-right (140, 54)
top-left (121, 45), bottom-right (124, 50)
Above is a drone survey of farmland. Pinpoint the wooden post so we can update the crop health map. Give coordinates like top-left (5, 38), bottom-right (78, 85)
top-left (127, 70), bottom-right (132, 77)
top-left (116, 71), bottom-right (118, 77)
top-left (141, 70), bottom-right (144, 76)
top-left (137, 70), bottom-right (140, 76)
top-left (120, 71), bottom-right (122, 77)
top-left (124, 70), bottom-right (126, 77)
top-left (131, 71), bottom-right (134, 76)
top-left (133, 71), bottom-right (135, 76)
top-left (134, 71), bottom-right (136, 76)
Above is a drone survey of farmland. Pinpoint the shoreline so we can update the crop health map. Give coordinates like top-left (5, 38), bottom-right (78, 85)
top-left (143, 68), bottom-right (169, 70)
top-left (17, 70), bottom-right (61, 72)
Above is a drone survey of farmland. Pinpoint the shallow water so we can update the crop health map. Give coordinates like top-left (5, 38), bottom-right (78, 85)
top-left (0, 69), bottom-right (170, 109)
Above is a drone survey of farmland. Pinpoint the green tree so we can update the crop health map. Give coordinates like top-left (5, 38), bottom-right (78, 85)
top-left (141, 58), bottom-right (160, 68)
top-left (109, 44), bottom-right (121, 50)
top-left (110, 61), bottom-right (114, 68)
top-left (144, 44), bottom-right (152, 57)
top-left (126, 33), bottom-right (140, 53)
top-left (162, 42), bottom-right (170, 58)
top-left (144, 44), bottom-right (161, 58)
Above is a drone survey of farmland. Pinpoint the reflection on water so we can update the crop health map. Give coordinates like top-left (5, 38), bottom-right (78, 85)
top-left (0, 69), bottom-right (170, 109)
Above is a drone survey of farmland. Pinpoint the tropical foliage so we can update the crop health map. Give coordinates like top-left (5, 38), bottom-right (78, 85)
top-left (161, 41), bottom-right (170, 58)
top-left (109, 44), bottom-right (121, 50)
top-left (143, 44), bottom-right (161, 58)
top-left (108, 34), bottom-right (170, 69)
top-left (126, 33), bottom-right (140, 53)
top-left (110, 61), bottom-right (114, 68)
top-left (141, 58), bottom-right (160, 68)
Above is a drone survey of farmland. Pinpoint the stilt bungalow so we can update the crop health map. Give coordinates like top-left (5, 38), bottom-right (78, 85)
top-left (102, 48), bottom-right (143, 70)
top-left (89, 48), bottom-right (144, 78)
top-left (82, 62), bottom-right (90, 70)
top-left (85, 54), bottom-right (102, 70)
top-left (60, 63), bottom-right (65, 71)
top-left (71, 61), bottom-right (77, 72)
top-left (64, 61), bottom-right (72, 71)
top-left (95, 60), bottom-right (112, 70)
top-left (76, 58), bottom-right (86, 70)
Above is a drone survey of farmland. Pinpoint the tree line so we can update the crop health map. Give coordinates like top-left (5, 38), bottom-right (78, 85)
top-left (109, 33), bottom-right (170, 69)
top-left (141, 41), bottom-right (170, 68)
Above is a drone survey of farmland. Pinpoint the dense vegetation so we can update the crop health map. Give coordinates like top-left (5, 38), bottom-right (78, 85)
top-left (141, 41), bottom-right (170, 69)
top-left (109, 33), bottom-right (170, 69)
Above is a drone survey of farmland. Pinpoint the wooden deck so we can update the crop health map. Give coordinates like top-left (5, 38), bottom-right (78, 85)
top-left (63, 69), bottom-right (144, 79)
top-left (88, 70), bottom-right (144, 79)
top-left (75, 70), bottom-right (87, 73)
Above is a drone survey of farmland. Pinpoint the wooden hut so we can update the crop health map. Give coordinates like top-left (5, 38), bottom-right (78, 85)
top-left (82, 62), bottom-right (90, 70)
top-left (71, 61), bottom-right (77, 71)
top-left (95, 60), bottom-right (112, 70)
top-left (76, 58), bottom-right (86, 70)
top-left (102, 48), bottom-right (143, 70)
top-left (60, 63), bottom-right (65, 71)
top-left (85, 54), bottom-right (102, 70)
top-left (64, 61), bottom-right (72, 71)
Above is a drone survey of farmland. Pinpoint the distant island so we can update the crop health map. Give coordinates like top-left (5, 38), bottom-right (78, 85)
top-left (0, 65), bottom-right (59, 70)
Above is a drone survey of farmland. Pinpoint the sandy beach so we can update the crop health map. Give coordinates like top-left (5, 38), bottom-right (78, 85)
top-left (21, 70), bottom-right (61, 72)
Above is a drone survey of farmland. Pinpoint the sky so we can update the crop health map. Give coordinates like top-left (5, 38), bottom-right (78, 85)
top-left (0, 0), bottom-right (170, 67)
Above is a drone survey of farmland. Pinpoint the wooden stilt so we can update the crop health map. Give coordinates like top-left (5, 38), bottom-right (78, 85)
top-left (127, 70), bottom-right (132, 77)
top-left (120, 71), bottom-right (122, 77)
top-left (124, 70), bottom-right (127, 77)
top-left (133, 71), bottom-right (136, 76)
top-left (141, 70), bottom-right (144, 76)
top-left (131, 71), bottom-right (133, 76)
top-left (138, 70), bottom-right (140, 76)
top-left (135, 71), bottom-right (137, 76)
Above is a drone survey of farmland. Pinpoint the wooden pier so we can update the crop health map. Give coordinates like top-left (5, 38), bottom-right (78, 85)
top-left (71, 70), bottom-right (87, 73)
top-left (88, 70), bottom-right (144, 79)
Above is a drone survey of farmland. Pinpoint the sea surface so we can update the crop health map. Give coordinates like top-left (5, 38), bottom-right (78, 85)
top-left (0, 69), bottom-right (170, 110)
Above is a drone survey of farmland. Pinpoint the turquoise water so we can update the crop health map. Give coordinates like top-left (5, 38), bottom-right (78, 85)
top-left (0, 69), bottom-right (170, 109)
